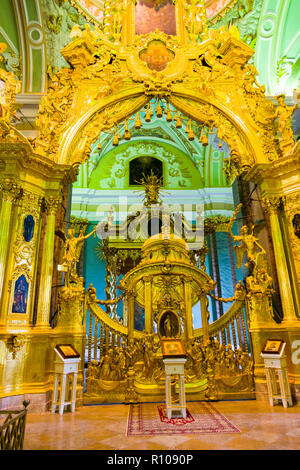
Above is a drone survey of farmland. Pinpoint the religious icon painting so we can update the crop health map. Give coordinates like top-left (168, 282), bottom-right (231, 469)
top-left (161, 338), bottom-right (186, 358)
top-left (262, 339), bottom-right (285, 355)
top-left (292, 214), bottom-right (300, 239)
top-left (12, 274), bottom-right (28, 314)
top-left (23, 215), bottom-right (35, 242)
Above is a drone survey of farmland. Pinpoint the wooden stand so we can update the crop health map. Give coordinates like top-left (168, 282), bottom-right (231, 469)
top-left (52, 345), bottom-right (81, 415)
top-left (261, 342), bottom-right (292, 408)
top-left (163, 358), bottom-right (187, 419)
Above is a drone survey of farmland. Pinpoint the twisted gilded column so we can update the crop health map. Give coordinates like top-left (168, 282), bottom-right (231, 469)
top-left (262, 196), bottom-right (297, 323)
top-left (0, 178), bottom-right (22, 325)
top-left (36, 196), bottom-right (61, 328)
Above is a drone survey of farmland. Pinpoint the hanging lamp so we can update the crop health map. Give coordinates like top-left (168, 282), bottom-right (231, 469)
top-left (135, 112), bottom-right (142, 129)
top-left (124, 120), bottom-right (131, 140)
top-left (156, 101), bottom-right (163, 118)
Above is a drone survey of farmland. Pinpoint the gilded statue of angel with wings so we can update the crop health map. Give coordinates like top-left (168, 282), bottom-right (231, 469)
top-left (62, 227), bottom-right (97, 286)
top-left (227, 203), bottom-right (266, 272)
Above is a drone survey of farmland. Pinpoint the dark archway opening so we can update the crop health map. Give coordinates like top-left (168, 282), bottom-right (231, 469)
top-left (129, 156), bottom-right (163, 186)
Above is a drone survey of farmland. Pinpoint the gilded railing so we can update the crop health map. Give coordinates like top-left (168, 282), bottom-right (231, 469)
top-left (0, 400), bottom-right (30, 450)
top-left (194, 299), bottom-right (249, 353)
top-left (85, 295), bottom-right (144, 366)
top-left (85, 285), bottom-right (249, 367)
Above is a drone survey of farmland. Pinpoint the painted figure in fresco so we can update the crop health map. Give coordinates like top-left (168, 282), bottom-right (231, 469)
top-left (12, 276), bottom-right (27, 313)
top-left (62, 227), bottom-right (96, 286)
top-left (163, 314), bottom-right (172, 337)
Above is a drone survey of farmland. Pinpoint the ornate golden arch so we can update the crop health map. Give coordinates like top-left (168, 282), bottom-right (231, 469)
top-left (33, 21), bottom-right (280, 177)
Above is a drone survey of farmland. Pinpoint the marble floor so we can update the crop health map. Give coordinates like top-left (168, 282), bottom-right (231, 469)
top-left (23, 400), bottom-right (300, 451)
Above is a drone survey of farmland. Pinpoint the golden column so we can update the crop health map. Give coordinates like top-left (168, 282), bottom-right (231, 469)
top-left (262, 196), bottom-right (298, 323)
top-left (35, 196), bottom-right (61, 328)
top-left (127, 290), bottom-right (135, 341)
top-left (282, 193), bottom-right (300, 311)
top-left (143, 276), bottom-right (152, 333)
top-left (199, 290), bottom-right (209, 342)
top-left (183, 276), bottom-right (194, 341)
top-left (0, 178), bottom-right (22, 325)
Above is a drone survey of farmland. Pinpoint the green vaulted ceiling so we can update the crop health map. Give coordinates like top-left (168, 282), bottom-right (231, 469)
top-left (0, 0), bottom-right (46, 93)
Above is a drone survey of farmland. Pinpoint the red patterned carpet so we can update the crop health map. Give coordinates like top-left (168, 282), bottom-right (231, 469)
top-left (126, 401), bottom-right (240, 436)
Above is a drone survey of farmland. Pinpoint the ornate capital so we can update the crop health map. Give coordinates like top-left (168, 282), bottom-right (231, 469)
top-left (43, 195), bottom-right (62, 216)
top-left (0, 178), bottom-right (23, 204)
top-left (262, 196), bottom-right (282, 215)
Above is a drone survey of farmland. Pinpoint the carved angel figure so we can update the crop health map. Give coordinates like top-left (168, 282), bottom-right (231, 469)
top-left (274, 95), bottom-right (297, 148)
top-left (228, 204), bottom-right (266, 272)
top-left (62, 227), bottom-right (96, 285)
top-left (242, 64), bottom-right (265, 96)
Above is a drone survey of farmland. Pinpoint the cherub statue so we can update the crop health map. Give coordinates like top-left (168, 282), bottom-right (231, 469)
top-left (275, 94), bottom-right (297, 151)
top-left (228, 203), bottom-right (266, 273)
top-left (62, 226), bottom-right (97, 286)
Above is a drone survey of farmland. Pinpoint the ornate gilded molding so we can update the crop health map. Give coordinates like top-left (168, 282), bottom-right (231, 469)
top-left (19, 191), bottom-right (43, 218)
top-left (0, 68), bottom-right (21, 140)
top-left (0, 178), bottom-right (23, 204)
top-left (31, 23), bottom-right (282, 174)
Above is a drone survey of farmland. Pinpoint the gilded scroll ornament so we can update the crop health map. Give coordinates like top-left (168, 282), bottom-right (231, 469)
top-left (19, 192), bottom-right (43, 219)
top-left (34, 68), bottom-right (75, 158)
